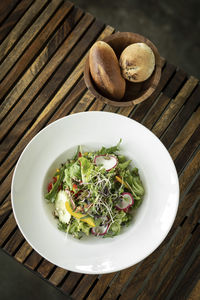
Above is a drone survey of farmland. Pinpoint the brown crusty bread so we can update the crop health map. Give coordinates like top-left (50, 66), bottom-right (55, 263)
top-left (89, 41), bottom-right (126, 100)
top-left (119, 43), bottom-right (155, 82)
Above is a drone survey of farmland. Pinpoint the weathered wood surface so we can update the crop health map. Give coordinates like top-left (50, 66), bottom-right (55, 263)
top-left (0, 1), bottom-right (199, 300)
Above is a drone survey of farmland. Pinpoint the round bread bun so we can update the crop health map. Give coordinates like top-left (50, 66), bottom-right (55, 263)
top-left (119, 43), bottom-right (155, 82)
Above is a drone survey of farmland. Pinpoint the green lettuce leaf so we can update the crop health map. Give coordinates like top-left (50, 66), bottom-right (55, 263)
top-left (105, 211), bottom-right (131, 237)
top-left (124, 170), bottom-right (145, 198)
top-left (79, 157), bottom-right (93, 183)
top-left (118, 160), bottom-right (131, 170)
top-left (68, 219), bottom-right (91, 238)
top-left (64, 161), bottom-right (81, 189)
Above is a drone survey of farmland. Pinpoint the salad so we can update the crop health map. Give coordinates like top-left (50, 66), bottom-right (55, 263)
top-left (45, 140), bottom-right (145, 238)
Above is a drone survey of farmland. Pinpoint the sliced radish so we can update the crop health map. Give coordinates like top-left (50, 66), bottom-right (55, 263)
top-left (91, 224), bottom-right (109, 236)
top-left (94, 155), bottom-right (118, 171)
top-left (115, 192), bottom-right (134, 212)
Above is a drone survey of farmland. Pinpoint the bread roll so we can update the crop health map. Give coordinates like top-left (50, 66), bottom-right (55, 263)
top-left (89, 41), bottom-right (126, 100)
top-left (119, 43), bottom-right (155, 82)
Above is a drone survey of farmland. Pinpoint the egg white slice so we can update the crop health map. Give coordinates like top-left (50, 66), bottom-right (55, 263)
top-left (55, 190), bottom-right (71, 224)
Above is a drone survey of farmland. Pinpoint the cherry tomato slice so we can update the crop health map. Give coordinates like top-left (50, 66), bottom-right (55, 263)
top-left (53, 177), bottom-right (57, 183)
top-left (48, 182), bottom-right (53, 193)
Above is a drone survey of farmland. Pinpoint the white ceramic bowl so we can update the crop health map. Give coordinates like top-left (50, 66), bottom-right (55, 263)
top-left (11, 112), bottom-right (179, 274)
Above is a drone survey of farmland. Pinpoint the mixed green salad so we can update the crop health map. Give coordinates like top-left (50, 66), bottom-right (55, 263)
top-left (45, 140), bottom-right (145, 239)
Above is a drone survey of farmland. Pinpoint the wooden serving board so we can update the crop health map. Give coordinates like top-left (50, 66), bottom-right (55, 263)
top-left (0, 1), bottom-right (200, 299)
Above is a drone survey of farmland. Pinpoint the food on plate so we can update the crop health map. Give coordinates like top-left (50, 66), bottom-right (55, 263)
top-left (119, 43), bottom-right (155, 82)
top-left (89, 41), bottom-right (126, 100)
top-left (44, 140), bottom-right (145, 239)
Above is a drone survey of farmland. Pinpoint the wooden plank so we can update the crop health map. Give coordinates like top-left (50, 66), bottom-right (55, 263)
top-left (0, 0), bottom-right (73, 100)
top-left (134, 200), bottom-right (200, 300)
top-left (161, 85), bottom-right (200, 149)
top-left (152, 76), bottom-right (199, 138)
top-left (171, 173), bottom-right (200, 231)
top-left (176, 149), bottom-right (200, 197)
top-left (0, 0), bottom-right (34, 43)
top-left (71, 275), bottom-right (98, 300)
top-left (174, 124), bottom-right (200, 175)
top-left (132, 62), bottom-right (175, 123)
top-left (46, 78), bottom-right (87, 124)
top-left (0, 213), bottom-right (16, 246)
top-left (24, 250), bottom-right (42, 270)
top-left (0, 0), bottom-right (20, 24)
top-left (61, 272), bottom-right (83, 294)
top-left (3, 229), bottom-right (24, 255)
top-left (187, 279), bottom-right (200, 300)
top-left (0, 13), bottom-right (95, 164)
top-left (0, 194), bottom-right (11, 225)
top-left (103, 104), bottom-right (118, 113)
top-left (49, 267), bottom-right (68, 286)
top-left (0, 0), bottom-right (65, 82)
top-left (102, 265), bottom-right (138, 300)
top-left (14, 240), bottom-right (32, 263)
top-left (0, 22), bottom-right (110, 126)
top-left (70, 90), bottom-right (95, 114)
top-left (171, 251), bottom-right (200, 300)
top-left (154, 226), bottom-right (200, 300)
top-left (87, 273), bottom-right (116, 300)
top-left (89, 98), bottom-right (105, 111)
top-left (119, 171), bottom-right (200, 299)
top-left (0, 12), bottom-right (94, 139)
top-left (142, 69), bottom-right (187, 129)
top-left (0, 5), bottom-right (83, 121)
top-left (37, 259), bottom-right (55, 278)
top-left (170, 107), bottom-right (200, 160)
top-left (117, 105), bottom-right (136, 117)
top-left (0, 0), bottom-right (49, 67)
top-left (0, 170), bottom-right (13, 204)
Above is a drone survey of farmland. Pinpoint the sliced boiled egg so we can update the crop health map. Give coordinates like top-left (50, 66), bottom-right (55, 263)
top-left (55, 190), bottom-right (71, 224)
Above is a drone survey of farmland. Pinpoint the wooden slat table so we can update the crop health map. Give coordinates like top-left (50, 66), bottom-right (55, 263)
top-left (0, 1), bottom-right (200, 299)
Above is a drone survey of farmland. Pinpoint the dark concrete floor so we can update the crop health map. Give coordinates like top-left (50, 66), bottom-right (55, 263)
top-left (73, 0), bottom-right (200, 78)
top-left (0, 250), bottom-right (70, 300)
top-left (1, 1), bottom-right (199, 299)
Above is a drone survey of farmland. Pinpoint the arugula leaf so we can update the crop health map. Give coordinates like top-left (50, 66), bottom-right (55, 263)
top-left (118, 155), bottom-right (126, 163)
top-left (98, 139), bottom-right (122, 155)
top-left (58, 221), bottom-right (68, 232)
top-left (73, 145), bottom-right (82, 160)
